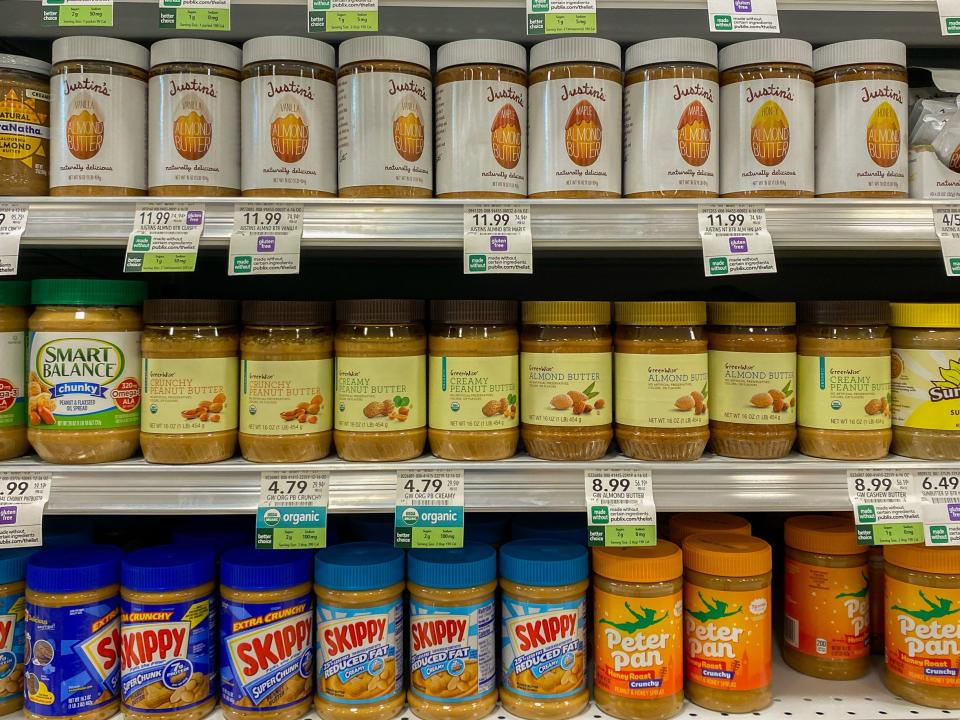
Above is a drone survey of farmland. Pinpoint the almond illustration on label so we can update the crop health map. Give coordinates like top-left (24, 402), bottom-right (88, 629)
top-left (392, 96), bottom-right (424, 162)
top-left (565, 99), bottom-right (602, 167)
top-left (677, 100), bottom-right (710, 167)
top-left (270, 102), bottom-right (309, 164)
top-left (750, 100), bottom-right (790, 167)
top-left (65, 103), bottom-right (103, 161)
top-left (173, 97), bottom-right (212, 162)
top-left (866, 101), bottom-right (900, 168)
top-left (491, 103), bottom-right (521, 170)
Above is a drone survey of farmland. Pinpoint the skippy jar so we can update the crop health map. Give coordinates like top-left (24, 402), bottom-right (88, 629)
top-left (0, 548), bottom-right (37, 716)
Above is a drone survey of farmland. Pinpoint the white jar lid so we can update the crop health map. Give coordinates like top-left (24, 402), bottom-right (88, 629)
top-left (718, 38), bottom-right (812, 72)
top-left (338, 35), bottom-right (430, 70)
top-left (813, 39), bottom-right (906, 72)
top-left (0, 53), bottom-right (50, 76)
top-left (53, 36), bottom-right (149, 70)
top-left (529, 37), bottom-right (621, 71)
top-left (242, 36), bottom-right (335, 70)
top-left (437, 39), bottom-right (526, 72)
top-left (150, 39), bottom-right (242, 71)
top-left (625, 38), bottom-right (717, 71)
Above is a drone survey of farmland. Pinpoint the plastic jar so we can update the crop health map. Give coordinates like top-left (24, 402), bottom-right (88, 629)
top-left (783, 515), bottom-right (870, 680)
top-left (240, 301), bottom-right (333, 463)
top-left (314, 542), bottom-right (405, 720)
top-left (28, 279), bottom-right (145, 464)
top-left (337, 36), bottom-right (432, 198)
top-left (0, 282), bottom-right (28, 461)
top-left (813, 40), bottom-right (908, 198)
top-left (707, 302), bottom-right (797, 459)
top-left (141, 299), bottom-right (239, 464)
top-left (120, 545), bottom-right (218, 720)
top-left (435, 39), bottom-right (527, 198)
top-left (667, 512), bottom-right (751, 546)
top-left (520, 301), bottom-right (612, 461)
top-left (614, 301), bottom-right (709, 461)
top-left (0, 548), bottom-right (36, 715)
top-left (890, 303), bottom-right (960, 459)
top-left (682, 533), bottom-right (772, 713)
top-left (428, 299), bottom-right (519, 461)
top-left (334, 299), bottom-right (426, 462)
top-left (869, 546), bottom-right (885, 655)
top-left (0, 54), bottom-right (50, 196)
top-left (883, 544), bottom-right (960, 709)
top-left (499, 540), bottom-right (589, 720)
top-left (719, 39), bottom-right (814, 197)
top-left (407, 543), bottom-right (497, 720)
top-left (25, 545), bottom-right (123, 720)
top-left (241, 36), bottom-right (336, 197)
top-left (149, 39), bottom-right (241, 196)
top-left (528, 38), bottom-right (622, 198)
top-left (797, 301), bottom-right (892, 460)
top-left (624, 38), bottom-right (718, 198)
top-left (593, 542), bottom-right (684, 720)
top-left (220, 548), bottom-right (314, 720)
top-left (50, 36), bottom-right (149, 196)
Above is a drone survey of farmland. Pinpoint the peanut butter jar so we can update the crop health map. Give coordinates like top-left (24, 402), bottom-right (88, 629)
top-left (528, 38), bottom-right (622, 198)
top-left (337, 36), bottom-right (432, 198)
top-left (0, 282), bottom-right (29, 461)
top-left (0, 54), bottom-right (50, 196)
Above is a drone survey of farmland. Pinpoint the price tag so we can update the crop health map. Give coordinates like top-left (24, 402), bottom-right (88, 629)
top-left (41, 0), bottom-right (113, 26)
top-left (917, 469), bottom-right (960, 545)
top-left (395, 469), bottom-right (464, 549)
top-left (124, 203), bottom-right (205, 273)
top-left (257, 470), bottom-right (329, 550)
top-left (707, 0), bottom-right (780, 32)
top-left (229, 204), bottom-right (304, 276)
top-left (938, 0), bottom-right (960, 35)
top-left (159, 0), bottom-right (230, 30)
top-left (308, 0), bottom-right (378, 32)
top-left (463, 204), bottom-right (532, 275)
top-left (0, 205), bottom-right (28, 276)
top-left (933, 206), bottom-right (960, 276)
top-left (527, 0), bottom-right (596, 34)
top-left (698, 204), bottom-right (776, 277)
top-left (584, 469), bottom-right (657, 547)
top-left (0, 472), bottom-right (51, 548)
top-left (848, 468), bottom-right (924, 545)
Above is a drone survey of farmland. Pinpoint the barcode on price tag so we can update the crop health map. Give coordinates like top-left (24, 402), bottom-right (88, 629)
top-left (847, 468), bottom-right (923, 545)
top-left (917, 469), bottom-right (960, 545)
top-left (257, 470), bottom-right (329, 550)
top-left (0, 204), bottom-right (28, 276)
top-left (124, 203), bottom-right (205, 273)
top-left (395, 469), bottom-right (464, 549)
top-left (699, 205), bottom-right (776, 276)
top-left (229, 204), bottom-right (304, 276)
top-left (584, 469), bottom-right (656, 547)
top-left (0, 472), bottom-right (51, 548)
top-left (933, 206), bottom-right (960, 276)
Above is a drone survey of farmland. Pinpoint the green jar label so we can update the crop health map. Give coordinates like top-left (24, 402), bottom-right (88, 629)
top-left (241, 358), bottom-right (333, 435)
top-left (520, 351), bottom-right (611, 428)
top-left (798, 355), bottom-right (890, 430)
top-left (335, 355), bottom-right (425, 432)
top-left (429, 354), bottom-right (518, 431)
top-left (142, 357), bottom-right (239, 434)
top-left (615, 352), bottom-right (708, 428)
top-left (709, 350), bottom-right (796, 425)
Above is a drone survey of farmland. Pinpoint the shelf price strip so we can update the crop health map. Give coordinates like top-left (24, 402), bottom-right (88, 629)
top-left (463, 204), bottom-right (532, 275)
top-left (847, 467), bottom-right (924, 545)
top-left (308, 0), bottom-right (378, 32)
top-left (395, 468), bottom-right (464, 549)
top-left (124, 203), bottom-right (205, 273)
top-left (707, 0), bottom-right (780, 33)
top-left (0, 472), bottom-right (52, 549)
top-left (228, 204), bottom-right (304, 276)
top-left (933, 206), bottom-right (960, 276)
top-left (257, 470), bottom-right (329, 550)
top-left (698, 204), bottom-right (777, 277)
top-left (0, 205), bottom-right (28, 276)
top-left (938, 0), bottom-right (960, 35)
top-left (918, 469), bottom-right (960, 546)
top-left (42, 0), bottom-right (113, 27)
top-left (159, 0), bottom-right (230, 30)
top-left (527, 0), bottom-right (596, 35)
top-left (584, 468), bottom-right (657, 547)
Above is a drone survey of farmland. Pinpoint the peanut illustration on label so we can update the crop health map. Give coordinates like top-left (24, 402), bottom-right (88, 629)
top-left (279, 393), bottom-right (323, 424)
top-left (180, 392), bottom-right (226, 423)
top-left (28, 372), bottom-right (56, 425)
top-left (363, 396), bottom-right (411, 422)
top-left (482, 394), bottom-right (518, 421)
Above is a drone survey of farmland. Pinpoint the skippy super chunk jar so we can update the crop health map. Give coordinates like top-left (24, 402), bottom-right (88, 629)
top-left (0, 548), bottom-right (36, 716)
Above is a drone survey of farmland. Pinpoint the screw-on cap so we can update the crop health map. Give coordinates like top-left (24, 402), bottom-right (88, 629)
top-left (593, 541), bottom-right (682, 584)
top-left (719, 38), bottom-right (812, 72)
top-left (337, 299), bottom-right (425, 325)
top-left (683, 533), bottom-right (772, 578)
top-left (31, 279), bottom-right (145, 307)
top-left (143, 298), bottom-right (238, 325)
top-left (27, 544), bottom-right (123, 593)
top-left (511, 512), bottom-right (587, 546)
top-left (220, 547), bottom-right (312, 591)
top-left (890, 303), bottom-right (960, 329)
top-left (501, 540), bottom-right (587, 586)
top-left (884, 544), bottom-right (960, 575)
top-left (437, 39), bottom-right (526, 72)
top-left (0, 281), bottom-right (29, 307)
top-left (242, 300), bottom-right (333, 327)
top-left (408, 543), bottom-right (496, 589)
top-left (339, 35), bottom-right (430, 70)
top-left (53, 36), bottom-right (149, 70)
top-left (708, 301), bottom-right (796, 327)
top-left (122, 545), bottom-right (217, 592)
top-left (625, 38), bottom-right (717, 71)
top-left (615, 301), bottom-right (706, 326)
top-left (799, 300), bottom-right (890, 326)
top-left (785, 515), bottom-right (865, 556)
top-left (0, 54), bottom-right (50, 76)
top-left (530, 37), bottom-right (621, 71)
top-left (242, 35), bottom-right (335, 70)
top-left (0, 548), bottom-right (39, 585)
top-left (430, 299), bottom-right (517, 326)
top-left (813, 39), bottom-right (906, 73)
top-left (315, 542), bottom-right (405, 591)
top-left (669, 512), bottom-right (751, 545)
top-left (150, 39), bottom-right (242, 71)
top-left (522, 301), bottom-right (610, 326)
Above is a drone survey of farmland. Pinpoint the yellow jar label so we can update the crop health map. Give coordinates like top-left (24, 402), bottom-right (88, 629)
top-left (335, 355), bottom-right (425, 432)
top-left (240, 358), bottom-right (333, 436)
top-left (429, 354), bottom-right (518, 431)
top-left (142, 356), bottom-right (239, 434)
top-left (891, 347), bottom-right (960, 431)
top-left (798, 355), bottom-right (891, 430)
top-left (708, 350), bottom-right (796, 425)
top-left (615, 352), bottom-right (708, 428)
top-left (520, 351), bottom-right (611, 428)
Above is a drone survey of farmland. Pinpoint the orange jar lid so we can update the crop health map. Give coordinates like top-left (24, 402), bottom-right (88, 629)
top-left (884, 543), bottom-right (960, 575)
top-left (683, 533), bottom-right (771, 578)
top-left (785, 515), bottom-right (865, 556)
top-left (668, 512), bottom-right (751, 545)
top-left (593, 541), bottom-right (682, 584)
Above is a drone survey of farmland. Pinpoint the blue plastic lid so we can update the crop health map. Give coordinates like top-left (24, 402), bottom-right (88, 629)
top-left (348, 514), bottom-right (394, 544)
top-left (408, 543), bottom-right (496, 589)
top-left (465, 513), bottom-right (509, 546)
top-left (511, 512), bottom-right (587, 546)
top-left (122, 545), bottom-right (216, 592)
top-left (0, 548), bottom-right (39, 584)
top-left (500, 540), bottom-right (588, 587)
top-left (315, 542), bottom-right (404, 592)
top-left (221, 547), bottom-right (313, 591)
top-left (27, 544), bottom-right (123, 593)
top-left (171, 525), bottom-right (250, 554)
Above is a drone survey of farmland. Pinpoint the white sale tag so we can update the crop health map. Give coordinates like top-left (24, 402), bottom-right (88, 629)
top-left (464, 204), bottom-right (532, 275)
top-left (938, 0), bottom-right (960, 35)
top-left (395, 468), bottom-right (465, 549)
top-left (707, 0), bottom-right (780, 32)
top-left (0, 205), bottom-right (28, 276)
top-left (847, 468), bottom-right (924, 546)
top-left (916, 469), bottom-right (960, 546)
top-left (125, 203), bottom-right (205, 273)
top-left (229, 204), bottom-right (304, 276)
top-left (699, 204), bottom-right (776, 276)
top-left (584, 468), bottom-right (657, 547)
top-left (257, 470), bottom-right (329, 550)
top-left (0, 472), bottom-right (51, 548)
top-left (933, 206), bottom-right (960, 276)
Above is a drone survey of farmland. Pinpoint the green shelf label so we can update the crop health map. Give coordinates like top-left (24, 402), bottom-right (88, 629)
top-left (309, 10), bottom-right (378, 32)
top-left (159, 7), bottom-right (230, 30)
top-left (42, 4), bottom-right (113, 26)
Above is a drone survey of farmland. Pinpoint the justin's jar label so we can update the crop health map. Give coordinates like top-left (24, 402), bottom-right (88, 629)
top-left (429, 355), bottom-right (519, 431)
top-left (892, 348), bottom-right (960, 431)
top-left (614, 352), bottom-right (709, 428)
top-left (624, 77), bottom-right (718, 195)
top-left (0, 589), bottom-right (26, 705)
top-left (0, 331), bottom-right (25, 430)
top-left (241, 358), bottom-right (333, 436)
top-left (334, 356), bottom-right (426, 432)
top-left (51, 73), bottom-right (146, 190)
top-left (142, 357), bottom-right (239, 434)
top-left (797, 355), bottom-right (890, 431)
top-left (241, 75), bottom-right (336, 194)
top-left (337, 72), bottom-right (432, 191)
top-left (435, 80), bottom-right (527, 195)
top-left (529, 78), bottom-right (622, 195)
top-left (150, 73), bottom-right (239, 190)
top-left (885, 576), bottom-right (960, 688)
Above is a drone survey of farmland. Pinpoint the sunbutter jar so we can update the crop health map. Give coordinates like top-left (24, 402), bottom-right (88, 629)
top-left (528, 38), bottom-right (622, 198)
top-left (0, 282), bottom-right (29, 462)
top-left (435, 40), bottom-right (527, 198)
top-left (814, 40), bottom-right (908, 197)
top-left (50, 36), bottom-right (149, 196)
top-left (624, 38), bottom-right (719, 198)
top-left (241, 36), bottom-right (336, 197)
top-left (337, 36), bottom-right (432, 198)
top-left (149, 39), bottom-right (241, 196)
top-left (0, 54), bottom-right (50, 197)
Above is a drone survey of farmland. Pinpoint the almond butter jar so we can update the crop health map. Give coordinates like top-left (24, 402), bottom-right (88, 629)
top-left (814, 40), bottom-right (908, 197)
top-left (0, 54), bottom-right (50, 197)
top-left (720, 39), bottom-right (814, 197)
top-left (435, 40), bottom-right (527, 198)
top-left (50, 37), bottom-right (149, 196)
top-left (528, 38), bottom-right (622, 198)
top-left (149, 39), bottom-right (241, 197)
top-left (337, 36), bottom-right (432, 198)
top-left (624, 38), bottom-right (718, 198)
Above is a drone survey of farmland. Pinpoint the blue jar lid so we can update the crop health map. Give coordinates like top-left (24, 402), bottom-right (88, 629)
top-left (122, 545), bottom-right (216, 593)
top-left (0, 547), bottom-right (39, 585)
top-left (220, 547), bottom-right (313, 591)
top-left (511, 512), bottom-right (587, 546)
top-left (315, 542), bottom-right (404, 592)
top-left (171, 525), bottom-right (250, 554)
top-left (27, 544), bottom-right (123, 593)
top-left (408, 543), bottom-right (496, 589)
top-left (500, 540), bottom-right (588, 587)
top-left (465, 513), bottom-right (509, 546)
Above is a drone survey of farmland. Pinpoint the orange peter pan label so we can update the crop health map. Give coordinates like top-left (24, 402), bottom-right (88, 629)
top-left (594, 588), bottom-right (682, 700)
top-left (885, 576), bottom-right (960, 688)
top-left (684, 584), bottom-right (771, 692)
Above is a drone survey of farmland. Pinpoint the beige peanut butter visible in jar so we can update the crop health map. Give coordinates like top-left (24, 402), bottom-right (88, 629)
top-left (0, 548), bottom-right (36, 716)
top-left (0, 54), bottom-right (50, 197)
top-left (0, 282), bottom-right (29, 461)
